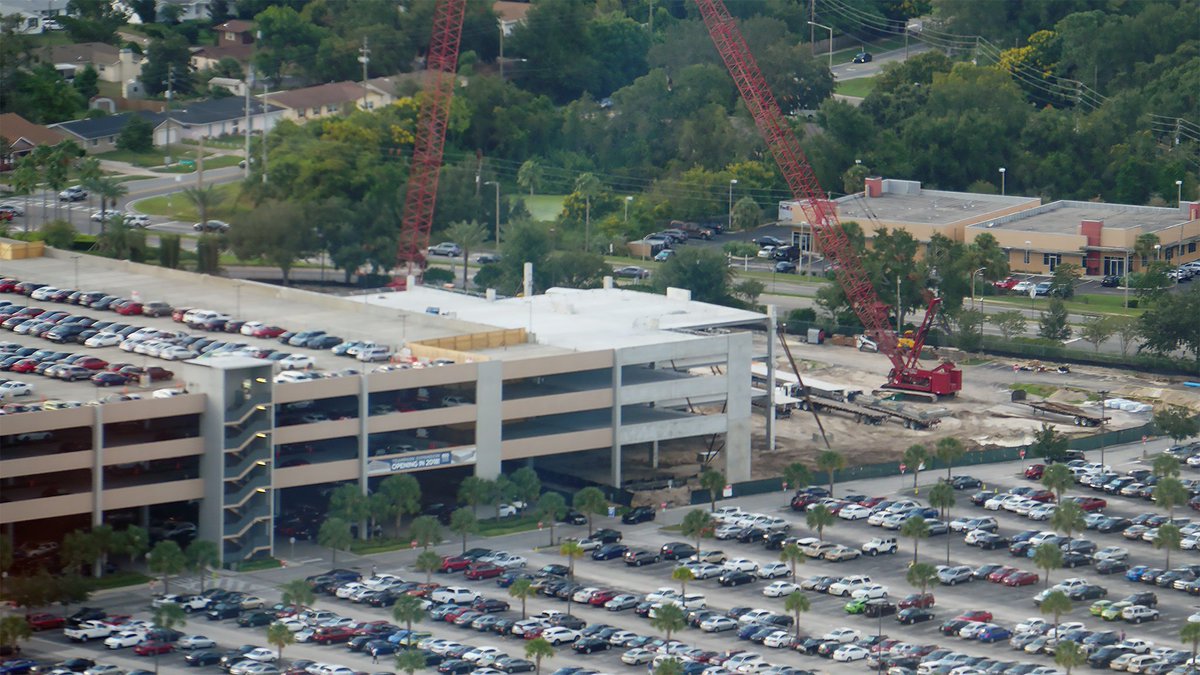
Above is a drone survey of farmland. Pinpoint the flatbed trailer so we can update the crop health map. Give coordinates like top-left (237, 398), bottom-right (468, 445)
top-left (797, 396), bottom-right (888, 425)
top-left (1021, 400), bottom-right (1107, 427)
top-left (860, 402), bottom-right (943, 430)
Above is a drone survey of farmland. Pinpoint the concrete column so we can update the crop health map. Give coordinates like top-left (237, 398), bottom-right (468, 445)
top-left (610, 353), bottom-right (623, 488)
top-left (765, 305), bottom-right (777, 453)
top-left (473, 360), bottom-right (503, 479)
top-left (358, 374), bottom-right (370, 493)
top-left (91, 405), bottom-right (104, 527)
top-left (651, 440), bottom-right (659, 469)
top-left (724, 332), bottom-right (753, 482)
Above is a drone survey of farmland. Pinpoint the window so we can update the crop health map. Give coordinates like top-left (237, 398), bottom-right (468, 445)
top-left (1103, 257), bottom-right (1125, 276)
top-left (311, 107), bottom-right (319, 116)
top-left (1189, 242), bottom-right (1196, 253)
top-left (1023, 249), bottom-right (1031, 265)
top-left (1043, 253), bottom-right (1061, 271)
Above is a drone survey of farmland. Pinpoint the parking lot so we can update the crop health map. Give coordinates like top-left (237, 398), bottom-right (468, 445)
top-left (10, 434), bottom-right (1198, 675)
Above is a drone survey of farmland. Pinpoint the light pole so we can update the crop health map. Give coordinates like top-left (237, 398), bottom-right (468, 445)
top-left (1025, 240), bottom-right (1033, 311)
top-left (728, 179), bottom-right (738, 230)
top-left (1176, 179), bottom-right (1184, 206)
top-left (1123, 249), bottom-right (1130, 309)
top-left (1154, 243), bottom-right (1161, 261)
top-left (484, 180), bottom-right (500, 245)
top-left (1098, 389), bottom-right (1109, 469)
top-left (624, 195), bottom-right (632, 223)
top-left (808, 22), bottom-right (833, 70)
top-left (971, 267), bottom-right (987, 311)
top-left (999, 167), bottom-right (1006, 196)
top-left (71, 255), bottom-right (79, 289)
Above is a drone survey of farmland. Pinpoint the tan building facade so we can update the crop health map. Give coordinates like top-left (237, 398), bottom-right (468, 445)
top-left (265, 81), bottom-right (393, 123)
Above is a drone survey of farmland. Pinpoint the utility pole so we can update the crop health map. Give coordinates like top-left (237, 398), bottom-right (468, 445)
top-left (261, 82), bottom-right (269, 185)
top-left (164, 63), bottom-right (174, 165)
top-left (243, 66), bottom-right (252, 178)
top-left (1098, 390), bottom-right (1109, 469)
top-left (358, 36), bottom-right (370, 109)
top-left (196, 134), bottom-right (205, 191)
top-left (498, 24), bottom-right (504, 79)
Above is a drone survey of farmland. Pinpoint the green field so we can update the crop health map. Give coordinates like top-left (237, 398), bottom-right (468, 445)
top-left (836, 77), bottom-right (878, 98)
top-left (98, 145), bottom-right (218, 169)
top-left (132, 182), bottom-right (247, 221)
top-left (982, 293), bottom-right (1143, 317)
top-left (524, 194), bottom-right (565, 221)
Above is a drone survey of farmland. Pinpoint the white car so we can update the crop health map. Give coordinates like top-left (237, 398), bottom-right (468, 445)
top-left (828, 575), bottom-right (872, 596)
top-left (963, 529), bottom-right (993, 545)
top-left (839, 504), bottom-right (871, 520)
top-left (644, 587), bottom-right (679, 604)
top-left (160, 345), bottom-right (199, 360)
top-left (177, 635), bottom-right (216, 649)
top-left (1094, 546), bottom-right (1129, 561)
top-left (823, 627), bottom-right (862, 643)
top-left (1028, 504), bottom-right (1057, 521)
top-left (1122, 605), bottom-right (1159, 623)
top-left (737, 609), bottom-right (774, 625)
top-left (103, 631), bottom-right (143, 649)
top-left (276, 354), bottom-right (315, 370)
top-left (834, 645), bottom-right (870, 662)
top-left (621, 648), bottom-right (655, 665)
top-left (757, 562), bottom-right (791, 579)
top-left (85, 332), bottom-right (123, 348)
top-left (715, 523), bottom-right (743, 539)
top-left (0, 380), bottom-right (33, 397)
top-left (724, 558), bottom-right (759, 573)
top-left (242, 648), bottom-right (277, 663)
top-left (463, 646), bottom-right (503, 664)
top-left (713, 506), bottom-right (744, 521)
top-left (91, 210), bottom-right (123, 222)
top-left (540, 627), bottom-right (580, 645)
top-left (850, 583), bottom-right (889, 600)
top-left (124, 214), bottom-right (152, 227)
top-left (762, 630), bottom-right (794, 648)
top-left (429, 586), bottom-right (479, 604)
top-left (1015, 617), bottom-right (1049, 634)
top-left (762, 581), bottom-right (800, 597)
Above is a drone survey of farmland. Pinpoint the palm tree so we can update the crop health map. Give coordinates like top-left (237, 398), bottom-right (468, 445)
top-left (928, 481), bottom-right (956, 564)
top-left (1181, 622), bottom-right (1200, 670)
top-left (415, 549), bottom-right (441, 585)
top-left (654, 660), bottom-right (685, 675)
top-left (44, 144), bottom-right (71, 221)
top-left (395, 648), bottom-right (427, 675)
top-left (1134, 232), bottom-right (1161, 268)
top-left (509, 577), bottom-right (535, 619)
top-left (10, 157), bottom-right (39, 233)
top-left (266, 622), bottom-right (293, 665)
top-left (900, 515), bottom-right (930, 565)
top-left (536, 492), bottom-right (567, 547)
top-left (783, 592), bottom-right (810, 638)
top-left (815, 451), bottom-right (844, 496)
top-left (0, 616), bottom-right (32, 658)
top-left (1055, 640), bottom-right (1087, 675)
top-left (1154, 476), bottom-right (1188, 522)
top-left (184, 540), bottom-right (219, 593)
top-left (574, 172), bottom-right (602, 251)
top-left (935, 437), bottom-right (965, 480)
top-left (906, 562), bottom-right (937, 594)
top-left (698, 470), bottom-right (725, 511)
top-left (1152, 523), bottom-right (1181, 569)
top-left (379, 474), bottom-right (422, 537)
top-left (1033, 542), bottom-right (1063, 589)
top-left (409, 515), bottom-right (442, 550)
top-left (449, 508), bottom-right (478, 554)
top-left (89, 175), bottom-right (128, 232)
top-left (279, 578), bottom-right (315, 611)
top-left (779, 542), bottom-right (805, 580)
top-left (1041, 463), bottom-right (1073, 503)
top-left (672, 566), bottom-right (695, 596)
top-left (650, 602), bottom-right (686, 642)
top-left (1039, 590), bottom-right (1072, 638)
top-left (444, 219), bottom-right (487, 289)
top-left (392, 593), bottom-right (424, 635)
top-left (783, 462), bottom-right (812, 492)
top-left (524, 636), bottom-right (554, 675)
top-left (559, 540), bottom-right (583, 581)
top-left (680, 509), bottom-right (712, 554)
top-left (182, 185), bottom-right (219, 230)
top-left (903, 444), bottom-right (927, 491)
top-left (1050, 500), bottom-right (1086, 539)
top-left (805, 504), bottom-right (834, 541)
top-left (317, 517), bottom-right (352, 564)
top-left (517, 159), bottom-right (543, 197)
top-left (149, 603), bottom-right (186, 674)
top-left (572, 487), bottom-right (607, 537)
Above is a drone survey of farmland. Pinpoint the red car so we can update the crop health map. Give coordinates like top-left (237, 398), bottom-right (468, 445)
top-left (134, 641), bottom-right (173, 656)
top-left (442, 607), bottom-right (471, 622)
top-left (10, 359), bottom-right (38, 373)
top-left (1027, 489), bottom-right (1056, 503)
top-left (993, 276), bottom-right (1020, 291)
top-left (898, 593), bottom-right (935, 609)
top-left (522, 626), bottom-right (545, 640)
top-left (440, 556), bottom-right (471, 573)
top-left (26, 613), bottom-right (65, 631)
top-left (464, 563), bottom-right (503, 580)
top-left (313, 626), bottom-right (356, 644)
top-left (859, 496), bottom-right (887, 508)
top-left (75, 357), bottom-right (109, 371)
top-left (0, 279), bottom-right (19, 293)
top-left (116, 302), bottom-right (143, 316)
top-left (957, 610), bottom-right (992, 623)
top-left (1024, 464), bottom-right (1046, 480)
top-left (1004, 571), bottom-right (1039, 587)
top-left (253, 325), bottom-right (287, 338)
top-left (987, 566), bottom-right (1019, 583)
top-left (589, 590), bottom-right (620, 606)
top-left (118, 365), bottom-right (174, 382)
top-left (1075, 497), bottom-right (1107, 512)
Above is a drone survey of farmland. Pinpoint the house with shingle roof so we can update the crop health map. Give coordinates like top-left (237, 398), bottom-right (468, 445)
top-left (0, 113), bottom-right (68, 168)
top-left (39, 42), bottom-right (144, 86)
top-left (49, 98), bottom-right (283, 153)
top-left (51, 111), bottom-right (167, 154)
top-left (263, 81), bottom-right (392, 123)
top-left (190, 19), bottom-right (257, 71)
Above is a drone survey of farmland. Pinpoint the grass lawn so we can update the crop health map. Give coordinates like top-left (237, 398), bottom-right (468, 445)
top-left (1010, 382), bottom-right (1058, 398)
top-left (836, 77), bottom-right (877, 98)
top-left (132, 182), bottom-right (248, 221)
top-left (99, 145), bottom-right (217, 168)
top-left (983, 293), bottom-right (1143, 317)
top-left (524, 194), bottom-right (565, 221)
top-left (153, 155), bottom-right (243, 174)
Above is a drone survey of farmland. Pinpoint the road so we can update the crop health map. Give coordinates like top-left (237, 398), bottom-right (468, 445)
top-left (831, 43), bottom-right (933, 81)
top-left (13, 436), bottom-right (1195, 675)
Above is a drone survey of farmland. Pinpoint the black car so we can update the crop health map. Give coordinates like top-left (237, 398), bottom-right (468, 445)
top-left (737, 526), bottom-right (767, 543)
top-left (852, 51), bottom-right (872, 63)
top-left (1088, 646), bottom-right (1133, 668)
top-left (950, 476), bottom-right (982, 490)
top-left (754, 236), bottom-right (786, 248)
top-left (572, 637), bottom-right (610, 654)
top-left (473, 598), bottom-right (510, 613)
top-left (1096, 559), bottom-right (1129, 575)
top-left (438, 659), bottom-right (474, 674)
top-left (236, 611), bottom-right (274, 627)
top-left (591, 544), bottom-right (628, 560)
top-left (1097, 517), bottom-right (1133, 533)
top-left (549, 614), bottom-right (585, 630)
top-left (1061, 552), bottom-right (1093, 568)
top-left (536, 563), bottom-right (569, 578)
top-left (897, 608), bottom-right (935, 625)
top-left (1101, 275), bottom-right (1122, 287)
top-left (1123, 591), bottom-right (1157, 607)
top-left (718, 571), bottom-right (755, 587)
top-left (621, 506), bottom-right (656, 524)
top-left (970, 490), bottom-right (997, 506)
top-left (1069, 584), bottom-right (1108, 601)
top-left (559, 510), bottom-right (587, 525)
top-left (1008, 541), bottom-right (1034, 557)
top-left (205, 603), bottom-right (241, 620)
top-left (591, 528), bottom-right (622, 543)
top-left (763, 531), bottom-right (788, 549)
top-left (659, 542), bottom-right (697, 560)
top-left (865, 600), bottom-right (897, 617)
top-left (183, 650), bottom-right (222, 667)
top-left (975, 533), bottom-right (1009, 550)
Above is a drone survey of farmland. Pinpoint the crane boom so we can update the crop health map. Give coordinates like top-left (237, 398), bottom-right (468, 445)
top-left (395, 0), bottom-right (468, 274)
top-left (694, 0), bottom-right (961, 397)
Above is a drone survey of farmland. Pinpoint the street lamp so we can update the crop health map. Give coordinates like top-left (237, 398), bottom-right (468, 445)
top-left (1176, 179), bottom-right (1184, 206)
top-left (999, 167), bottom-right (1006, 196)
top-left (1098, 389), bottom-right (1109, 469)
top-left (971, 266), bottom-right (987, 311)
top-left (71, 255), bottom-right (80, 289)
top-left (728, 179), bottom-right (738, 230)
top-left (1024, 239), bottom-right (1031, 271)
top-left (808, 22), bottom-right (833, 70)
top-left (624, 195), bottom-right (633, 223)
top-left (484, 181), bottom-right (500, 245)
top-left (1154, 243), bottom-right (1161, 261)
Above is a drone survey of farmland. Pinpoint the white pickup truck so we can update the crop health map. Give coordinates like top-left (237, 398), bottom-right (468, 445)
top-left (64, 620), bottom-right (113, 642)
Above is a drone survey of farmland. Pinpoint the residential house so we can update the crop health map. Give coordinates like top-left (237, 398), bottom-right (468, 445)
top-left (0, 0), bottom-right (66, 34)
top-left (190, 19), bottom-right (256, 71)
top-left (163, 97), bottom-right (284, 143)
top-left (493, 1), bottom-right (531, 36)
top-left (51, 111), bottom-right (166, 154)
top-left (264, 81), bottom-right (392, 123)
top-left (0, 113), bottom-right (68, 169)
top-left (39, 42), bottom-right (144, 96)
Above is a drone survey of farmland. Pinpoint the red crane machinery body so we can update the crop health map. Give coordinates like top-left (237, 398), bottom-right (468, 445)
top-left (394, 0), bottom-right (468, 278)
top-left (693, 0), bottom-right (961, 398)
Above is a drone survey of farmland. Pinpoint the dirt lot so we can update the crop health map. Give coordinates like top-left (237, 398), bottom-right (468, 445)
top-left (629, 332), bottom-right (1199, 481)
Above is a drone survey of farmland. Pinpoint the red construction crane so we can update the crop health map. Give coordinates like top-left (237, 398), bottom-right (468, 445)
top-left (394, 0), bottom-right (468, 278)
top-left (694, 0), bottom-right (961, 398)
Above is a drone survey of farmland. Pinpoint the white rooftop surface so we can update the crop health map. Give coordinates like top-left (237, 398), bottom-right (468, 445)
top-left (368, 286), bottom-right (766, 352)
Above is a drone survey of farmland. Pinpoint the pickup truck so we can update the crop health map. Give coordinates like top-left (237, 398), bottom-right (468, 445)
top-left (64, 620), bottom-right (114, 642)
